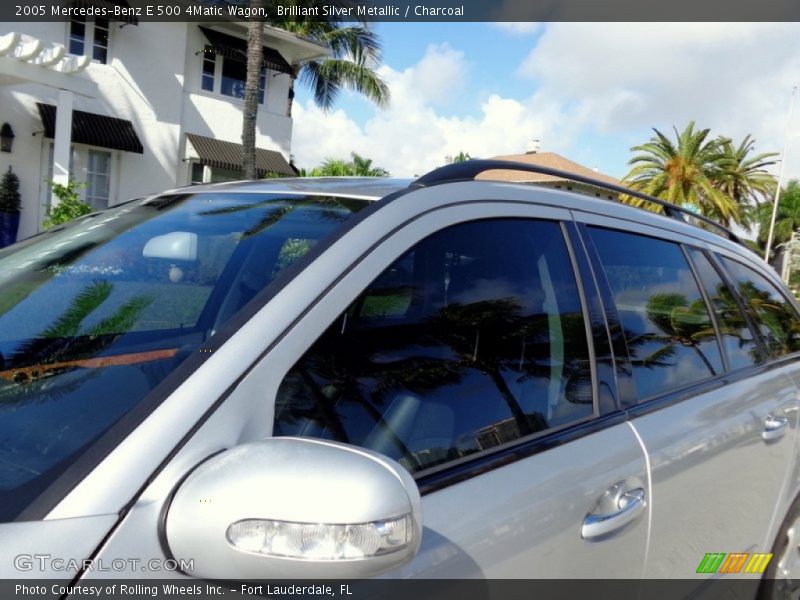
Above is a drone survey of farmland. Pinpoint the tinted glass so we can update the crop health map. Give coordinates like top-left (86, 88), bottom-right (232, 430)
top-left (687, 249), bottom-right (760, 369)
top-left (588, 228), bottom-right (722, 400)
top-left (719, 256), bottom-right (800, 358)
top-left (274, 219), bottom-right (593, 474)
top-left (0, 193), bottom-right (368, 521)
top-left (221, 59), bottom-right (264, 103)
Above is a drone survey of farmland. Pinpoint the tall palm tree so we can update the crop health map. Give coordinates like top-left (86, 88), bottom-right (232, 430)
top-left (242, 0), bottom-right (265, 179)
top-left (241, 0), bottom-right (390, 176)
top-left (757, 180), bottom-right (800, 259)
top-left (622, 122), bottom-right (741, 226)
top-left (716, 135), bottom-right (778, 227)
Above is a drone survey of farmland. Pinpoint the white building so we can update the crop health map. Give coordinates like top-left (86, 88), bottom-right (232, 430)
top-left (0, 11), bottom-right (328, 240)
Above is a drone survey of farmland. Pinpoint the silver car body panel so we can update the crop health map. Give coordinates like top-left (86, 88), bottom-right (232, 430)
top-left (0, 514), bottom-right (117, 578)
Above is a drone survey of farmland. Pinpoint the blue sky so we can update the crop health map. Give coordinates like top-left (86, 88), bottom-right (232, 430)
top-left (291, 23), bottom-right (800, 181)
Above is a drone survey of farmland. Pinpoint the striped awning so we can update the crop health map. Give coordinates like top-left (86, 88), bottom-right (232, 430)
top-left (198, 27), bottom-right (293, 75)
top-left (187, 133), bottom-right (294, 177)
top-left (37, 103), bottom-right (144, 154)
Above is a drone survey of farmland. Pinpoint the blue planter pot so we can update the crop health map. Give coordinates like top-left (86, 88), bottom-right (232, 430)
top-left (0, 212), bottom-right (20, 248)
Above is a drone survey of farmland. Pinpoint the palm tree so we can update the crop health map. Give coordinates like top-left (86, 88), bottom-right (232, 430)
top-left (275, 13), bottom-right (390, 114)
top-left (242, 0), bottom-right (265, 179)
top-left (241, 0), bottom-right (390, 175)
top-left (452, 151), bottom-right (471, 163)
top-left (309, 152), bottom-right (389, 176)
top-left (622, 122), bottom-right (741, 226)
top-left (715, 135), bottom-right (778, 227)
top-left (757, 180), bottom-right (800, 262)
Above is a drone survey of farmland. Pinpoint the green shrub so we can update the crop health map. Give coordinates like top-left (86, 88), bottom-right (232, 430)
top-left (43, 179), bottom-right (91, 229)
top-left (0, 168), bottom-right (21, 213)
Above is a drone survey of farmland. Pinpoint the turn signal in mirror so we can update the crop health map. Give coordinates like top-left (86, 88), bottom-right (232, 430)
top-left (226, 516), bottom-right (411, 560)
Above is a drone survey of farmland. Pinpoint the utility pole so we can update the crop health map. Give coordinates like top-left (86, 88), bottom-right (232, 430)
top-left (764, 85), bottom-right (797, 272)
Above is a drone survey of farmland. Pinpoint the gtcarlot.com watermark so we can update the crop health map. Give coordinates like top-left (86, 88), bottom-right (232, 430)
top-left (14, 554), bottom-right (194, 572)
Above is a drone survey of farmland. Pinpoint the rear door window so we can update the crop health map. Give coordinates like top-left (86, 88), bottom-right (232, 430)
top-left (718, 256), bottom-right (800, 359)
top-left (686, 248), bottom-right (760, 370)
top-left (587, 227), bottom-right (723, 400)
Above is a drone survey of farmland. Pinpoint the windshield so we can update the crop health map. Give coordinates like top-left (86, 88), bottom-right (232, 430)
top-left (0, 192), bottom-right (369, 521)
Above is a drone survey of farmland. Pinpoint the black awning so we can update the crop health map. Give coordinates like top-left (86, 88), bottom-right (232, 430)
top-left (187, 133), bottom-right (294, 177)
top-left (73, 0), bottom-right (139, 24)
top-left (37, 103), bottom-right (144, 154)
top-left (199, 26), bottom-right (293, 75)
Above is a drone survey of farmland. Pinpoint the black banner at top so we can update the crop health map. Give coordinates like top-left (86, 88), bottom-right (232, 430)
top-left (3, 0), bottom-right (800, 22)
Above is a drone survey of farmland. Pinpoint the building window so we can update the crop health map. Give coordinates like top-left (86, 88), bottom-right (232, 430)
top-left (86, 150), bottom-right (111, 210)
top-left (68, 17), bottom-right (85, 55)
top-left (211, 54), bottom-right (265, 104)
top-left (92, 18), bottom-right (109, 63)
top-left (190, 162), bottom-right (244, 184)
top-left (67, 17), bottom-right (110, 64)
top-left (201, 46), bottom-right (215, 92)
top-left (190, 162), bottom-right (205, 184)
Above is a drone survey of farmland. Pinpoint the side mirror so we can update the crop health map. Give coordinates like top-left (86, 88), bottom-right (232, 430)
top-left (164, 437), bottom-right (423, 579)
top-left (142, 231), bottom-right (197, 261)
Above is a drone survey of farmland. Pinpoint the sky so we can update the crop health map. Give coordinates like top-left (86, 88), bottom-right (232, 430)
top-left (290, 22), bottom-right (800, 183)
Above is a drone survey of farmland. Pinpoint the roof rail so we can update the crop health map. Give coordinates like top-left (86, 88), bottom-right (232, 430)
top-left (411, 160), bottom-right (746, 247)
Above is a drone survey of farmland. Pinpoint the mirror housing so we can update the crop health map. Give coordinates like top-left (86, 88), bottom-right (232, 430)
top-left (143, 231), bottom-right (197, 261)
top-left (164, 437), bottom-right (422, 579)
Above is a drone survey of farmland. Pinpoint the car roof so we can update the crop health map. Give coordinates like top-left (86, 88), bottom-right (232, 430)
top-left (154, 173), bottom-right (762, 271)
top-left (164, 177), bottom-right (413, 200)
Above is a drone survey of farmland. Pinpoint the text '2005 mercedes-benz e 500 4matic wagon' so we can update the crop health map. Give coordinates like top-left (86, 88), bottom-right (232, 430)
top-left (2, 160), bottom-right (800, 598)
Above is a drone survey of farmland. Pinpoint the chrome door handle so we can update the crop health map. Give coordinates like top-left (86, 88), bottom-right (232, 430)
top-left (581, 488), bottom-right (646, 540)
top-left (763, 415), bottom-right (789, 442)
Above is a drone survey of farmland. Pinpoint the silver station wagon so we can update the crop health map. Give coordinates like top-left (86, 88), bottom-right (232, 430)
top-left (2, 160), bottom-right (800, 596)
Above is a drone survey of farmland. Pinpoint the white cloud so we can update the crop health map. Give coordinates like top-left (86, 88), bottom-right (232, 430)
top-left (517, 23), bottom-right (800, 172)
top-left (407, 43), bottom-right (469, 106)
top-left (293, 43), bottom-right (569, 177)
top-left (292, 24), bottom-right (800, 180)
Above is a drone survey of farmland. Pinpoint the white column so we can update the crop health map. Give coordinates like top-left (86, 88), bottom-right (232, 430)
top-left (51, 88), bottom-right (73, 207)
top-left (781, 230), bottom-right (795, 284)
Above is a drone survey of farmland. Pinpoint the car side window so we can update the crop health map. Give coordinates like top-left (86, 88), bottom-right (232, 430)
top-left (686, 248), bottom-right (761, 369)
top-left (273, 219), bottom-right (594, 474)
top-left (587, 227), bottom-right (723, 400)
top-left (718, 256), bottom-right (800, 359)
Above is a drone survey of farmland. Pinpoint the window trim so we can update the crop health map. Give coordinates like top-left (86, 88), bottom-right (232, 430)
top-left (682, 245), bottom-right (729, 373)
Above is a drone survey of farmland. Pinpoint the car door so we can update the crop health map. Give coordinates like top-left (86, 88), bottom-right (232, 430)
top-left (577, 220), bottom-right (799, 581)
top-left (77, 190), bottom-right (650, 582)
top-left (270, 212), bottom-right (650, 578)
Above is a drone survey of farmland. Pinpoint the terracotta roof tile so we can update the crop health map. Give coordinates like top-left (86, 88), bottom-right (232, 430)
top-left (476, 152), bottom-right (620, 185)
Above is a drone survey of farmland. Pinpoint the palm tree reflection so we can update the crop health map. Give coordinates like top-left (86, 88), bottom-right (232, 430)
top-left (1, 280), bottom-right (153, 404)
top-left (276, 296), bottom-right (593, 472)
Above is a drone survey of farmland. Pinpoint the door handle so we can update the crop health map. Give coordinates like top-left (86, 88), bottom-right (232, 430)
top-left (763, 415), bottom-right (789, 442)
top-left (582, 488), bottom-right (646, 540)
